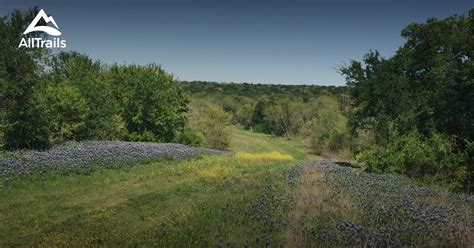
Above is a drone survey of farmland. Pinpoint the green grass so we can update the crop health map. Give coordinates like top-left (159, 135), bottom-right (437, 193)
top-left (1, 127), bottom-right (472, 246)
top-left (0, 127), bottom-right (310, 247)
top-left (229, 126), bottom-right (313, 160)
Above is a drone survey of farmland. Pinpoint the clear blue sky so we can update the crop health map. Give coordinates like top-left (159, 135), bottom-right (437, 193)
top-left (1, 0), bottom-right (472, 85)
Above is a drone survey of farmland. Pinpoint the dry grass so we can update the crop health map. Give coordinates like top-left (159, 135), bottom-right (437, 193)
top-left (281, 166), bottom-right (358, 246)
top-left (235, 151), bottom-right (294, 161)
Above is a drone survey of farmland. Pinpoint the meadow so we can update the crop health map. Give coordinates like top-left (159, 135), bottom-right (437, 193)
top-left (0, 127), bottom-right (472, 247)
top-left (1, 8), bottom-right (473, 247)
top-left (0, 127), bottom-right (307, 246)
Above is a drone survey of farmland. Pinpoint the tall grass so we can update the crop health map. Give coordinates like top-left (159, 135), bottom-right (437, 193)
top-left (236, 151), bottom-right (294, 161)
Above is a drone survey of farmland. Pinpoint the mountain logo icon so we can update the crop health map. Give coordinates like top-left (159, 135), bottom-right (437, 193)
top-left (23, 9), bottom-right (61, 36)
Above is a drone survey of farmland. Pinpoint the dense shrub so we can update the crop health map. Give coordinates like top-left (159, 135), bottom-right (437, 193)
top-left (108, 64), bottom-right (189, 143)
top-left (188, 100), bottom-right (232, 150)
top-left (466, 141), bottom-right (474, 192)
top-left (357, 132), bottom-right (469, 191)
top-left (300, 96), bottom-right (349, 157)
top-left (326, 131), bottom-right (349, 152)
top-left (175, 126), bottom-right (205, 147)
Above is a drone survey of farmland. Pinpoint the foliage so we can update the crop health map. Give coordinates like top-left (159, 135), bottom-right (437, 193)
top-left (299, 96), bottom-right (349, 156)
top-left (183, 81), bottom-right (350, 140)
top-left (1, 39), bottom-right (188, 148)
top-left (0, 5), bottom-right (189, 149)
top-left (188, 100), bottom-right (232, 149)
top-left (182, 81), bottom-right (347, 99)
top-left (263, 98), bottom-right (304, 138)
top-left (0, 8), bottom-right (50, 150)
top-left (48, 51), bottom-right (124, 140)
top-left (357, 132), bottom-right (469, 191)
top-left (341, 9), bottom-right (474, 191)
top-left (183, 80), bottom-right (350, 158)
top-left (41, 82), bottom-right (88, 143)
top-left (174, 126), bottom-right (205, 147)
top-left (46, 52), bottom-right (190, 143)
top-left (107, 64), bottom-right (188, 142)
top-left (341, 10), bottom-right (473, 142)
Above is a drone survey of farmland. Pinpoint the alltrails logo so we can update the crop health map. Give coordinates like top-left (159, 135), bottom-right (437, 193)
top-left (18, 9), bottom-right (67, 48)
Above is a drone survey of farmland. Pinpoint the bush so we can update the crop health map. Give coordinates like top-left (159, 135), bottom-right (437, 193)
top-left (175, 127), bottom-right (205, 147)
top-left (188, 100), bottom-right (232, 150)
top-left (105, 64), bottom-right (189, 143)
top-left (301, 96), bottom-right (349, 157)
top-left (466, 141), bottom-right (474, 192)
top-left (357, 131), bottom-right (469, 191)
top-left (326, 130), bottom-right (349, 152)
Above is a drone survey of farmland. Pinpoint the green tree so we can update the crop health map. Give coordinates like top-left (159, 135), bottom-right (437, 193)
top-left (341, 9), bottom-right (474, 191)
top-left (300, 96), bottom-right (348, 155)
top-left (0, 8), bottom-right (50, 150)
top-left (41, 82), bottom-right (88, 143)
top-left (108, 64), bottom-right (188, 142)
top-left (188, 100), bottom-right (231, 149)
top-left (48, 51), bottom-right (124, 140)
top-left (251, 100), bottom-right (267, 132)
top-left (263, 97), bottom-right (304, 138)
top-left (341, 10), bottom-right (474, 143)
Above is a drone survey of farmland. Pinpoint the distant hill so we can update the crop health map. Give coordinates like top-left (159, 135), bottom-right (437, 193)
top-left (181, 81), bottom-right (348, 100)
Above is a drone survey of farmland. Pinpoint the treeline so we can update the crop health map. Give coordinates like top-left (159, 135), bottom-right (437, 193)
top-left (341, 9), bottom-right (473, 192)
top-left (1, 51), bottom-right (189, 150)
top-left (182, 81), bottom-right (347, 100)
top-left (1, 9), bottom-right (189, 150)
top-left (184, 81), bottom-right (351, 157)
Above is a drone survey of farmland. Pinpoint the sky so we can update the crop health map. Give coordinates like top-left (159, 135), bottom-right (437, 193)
top-left (1, 0), bottom-right (472, 85)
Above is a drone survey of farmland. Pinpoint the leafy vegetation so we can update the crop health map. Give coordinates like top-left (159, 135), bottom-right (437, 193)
top-left (186, 99), bottom-right (232, 149)
top-left (341, 9), bottom-right (474, 192)
top-left (182, 81), bottom-right (347, 99)
top-left (357, 132), bottom-right (469, 191)
top-left (0, 8), bottom-right (51, 150)
top-left (184, 82), bottom-right (350, 157)
top-left (1, 10), bottom-right (188, 150)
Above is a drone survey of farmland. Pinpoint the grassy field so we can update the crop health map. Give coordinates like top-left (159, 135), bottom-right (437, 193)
top-left (0, 127), bottom-right (309, 246)
top-left (0, 127), bottom-right (472, 247)
top-left (229, 126), bottom-right (313, 160)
